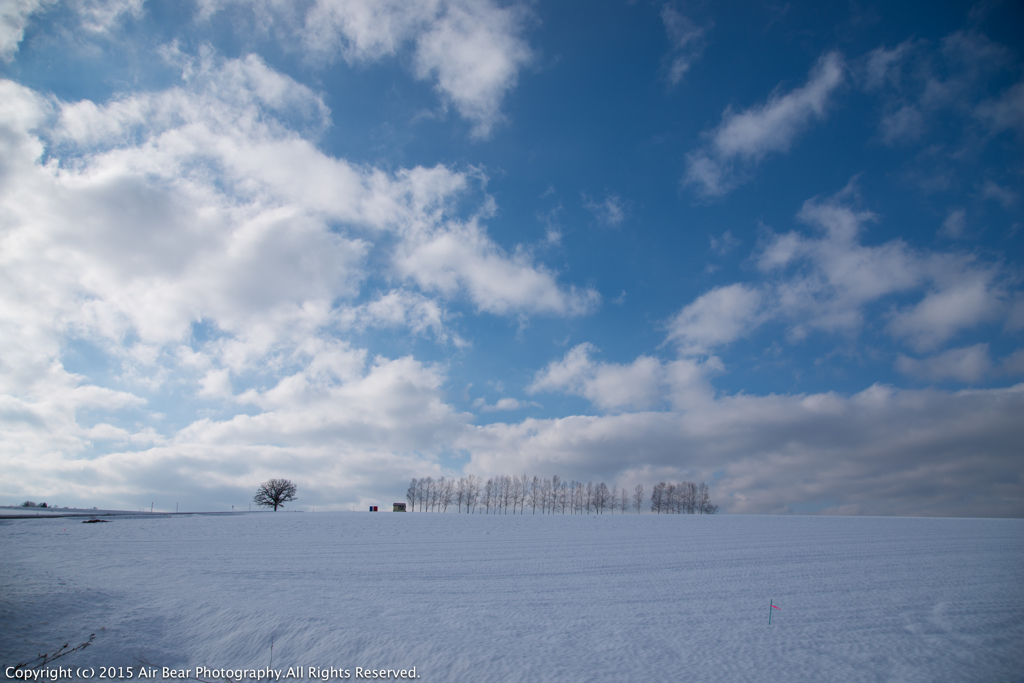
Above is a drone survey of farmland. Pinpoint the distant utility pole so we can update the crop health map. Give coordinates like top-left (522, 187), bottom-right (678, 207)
top-left (150, 502), bottom-right (153, 513)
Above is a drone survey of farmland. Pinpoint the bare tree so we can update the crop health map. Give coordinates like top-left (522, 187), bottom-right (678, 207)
top-left (698, 482), bottom-right (718, 514)
top-left (468, 475), bottom-right (479, 511)
top-left (593, 482), bottom-right (609, 513)
top-left (483, 478), bottom-right (494, 513)
top-left (421, 476), bottom-right (433, 511)
top-left (516, 474), bottom-right (529, 513)
top-left (557, 480), bottom-right (569, 513)
top-left (404, 473), bottom-right (695, 518)
top-left (416, 477), bottom-right (426, 511)
top-left (497, 475), bottom-right (506, 513)
top-left (439, 477), bottom-right (454, 512)
top-left (508, 475), bottom-right (520, 514)
top-left (664, 483), bottom-right (676, 514)
top-left (455, 477), bottom-right (466, 512)
top-left (407, 478), bottom-right (417, 511)
top-left (651, 482), bottom-right (666, 513)
top-left (253, 479), bottom-right (297, 511)
top-left (632, 484), bottom-right (644, 513)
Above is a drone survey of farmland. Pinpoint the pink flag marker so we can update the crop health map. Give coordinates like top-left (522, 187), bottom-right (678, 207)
top-left (772, 605), bottom-right (781, 609)
top-left (769, 600), bottom-right (780, 624)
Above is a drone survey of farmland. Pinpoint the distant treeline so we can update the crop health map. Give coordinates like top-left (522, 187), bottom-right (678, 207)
top-left (406, 476), bottom-right (718, 515)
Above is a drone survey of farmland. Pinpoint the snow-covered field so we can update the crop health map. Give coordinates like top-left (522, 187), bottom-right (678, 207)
top-left (2, 512), bottom-right (1022, 682)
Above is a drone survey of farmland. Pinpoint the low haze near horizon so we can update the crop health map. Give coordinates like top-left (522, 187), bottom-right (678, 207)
top-left (1, 0), bottom-right (1022, 516)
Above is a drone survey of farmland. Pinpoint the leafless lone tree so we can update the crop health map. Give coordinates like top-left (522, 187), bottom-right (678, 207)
top-left (253, 478), bottom-right (297, 511)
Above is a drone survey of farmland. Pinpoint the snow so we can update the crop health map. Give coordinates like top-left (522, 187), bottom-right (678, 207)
top-left (2, 513), bottom-right (1022, 682)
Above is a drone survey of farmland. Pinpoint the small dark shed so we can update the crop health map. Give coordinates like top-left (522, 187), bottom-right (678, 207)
top-left (393, 503), bottom-right (407, 512)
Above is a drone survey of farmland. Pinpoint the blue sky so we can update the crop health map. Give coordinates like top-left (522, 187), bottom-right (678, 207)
top-left (1, 0), bottom-right (1022, 515)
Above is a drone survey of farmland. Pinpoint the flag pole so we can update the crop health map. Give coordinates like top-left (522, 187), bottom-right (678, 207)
top-left (769, 600), bottom-right (773, 625)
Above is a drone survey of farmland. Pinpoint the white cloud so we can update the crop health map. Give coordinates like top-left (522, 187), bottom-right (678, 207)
top-left (2, 51), bottom-right (589, 351)
top-left (198, 368), bottom-right (233, 399)
top-left (887, 270), bottom-right (1003, 351)
top-left (72, 0), bottom-right (144, 33)
top-left (86, 422), bottom-right (131, 441)
top-left (879, 104), bottom-right (924, 144)
top-left (708, 230), bottom-right (740, 256)
top-left (896, 344), bottom-right (992, 383)
top-left (862, 42), bottom-right (914, 91)
top-left (665, 188), bottom-right (1017, 357)
top-left (461, 383), bottom-right (1024, 517)
top-left (529, 343), bottom-right (716, 412)
top-left (203, 346), bottom-right (466, 452)
top-left (392, 215), bottom-right (600, 316)
top-left (0, 343), bottom-right (471, 510)
top-left (0, 0), bottom-right (54, 61)
top-left (685, 52), bottom-right (844, 196)
top-left (767, 191), bottom-right (1006, 344)
top-left (862, 32), bottom-right (1022, 152)
top-left (0, 52), bottom-right (594, 510)
top-left (941, 208), bottom-right (967, 238)
top-left (1001, 348), bottom-right (1024, 376)
top-left (200, 0), bottom-right (534, 138)
top-left (475, 397), bottom-right (538, 412)
top-left (660, 5), bottom-right (709, 85)
top-left (336, 289), bottom-right (464, 346)
top-left (976, 81), bottom-right (1024, 135)
top-left (583, 193), bottom-right (626, 227)
top-left (0, 0), bottom-right (149, 62)
top-left (981, 181), bottom-right (1018, 208)
top-left (665, 284), bottom-right (764, 355)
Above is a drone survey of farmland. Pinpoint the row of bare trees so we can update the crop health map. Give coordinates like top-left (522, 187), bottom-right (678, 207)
top-left (405, 476), bottom-right (717, 514)
top-left (650, 481), bottom-right (718, 514)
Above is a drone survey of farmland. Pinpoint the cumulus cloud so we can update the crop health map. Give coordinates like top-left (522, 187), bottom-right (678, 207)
top-left (528, 343), bottom-right (717, 412)
top-left (72, 0), bottom-right (144, 33)
top-left (664, 187), bottom-right (1017, 356)
top-left (3, 339), bottom-right (471, 510)
top-left (461, 383), bottom-right (1024, 517)
top-left (1, 0), bottom-right (150, 62)
top-left (474, 397), bottom-right (538, 412)
top-left (896, 344), bottom-right (993, 383)
top-left (0, 0), bottom-right (53, 61)
top-left (887, 271), bottom-right (1004, 351)
top-left (2, 51), bottom-right (589, 346)
top-left (199, 0), bottom-right (534, 138)
top-left (665, 284), bottom-right (764, 355)
top-left (1001, 348), bottom-right (1024, 376)
top-left (0, 51), bottom-right (594, 509)
top-left (685, 52), bottom-right (844, 196)
top-left (336, 289), bottom-right (465, 346)
top-left (392, 214), bottom-right (600, 316)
